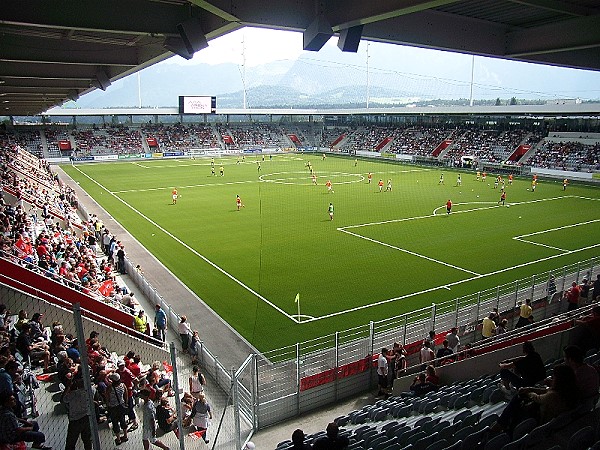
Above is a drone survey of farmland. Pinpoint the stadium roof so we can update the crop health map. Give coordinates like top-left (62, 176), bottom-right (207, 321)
top-left (1, 0), bottom-right (600, 117)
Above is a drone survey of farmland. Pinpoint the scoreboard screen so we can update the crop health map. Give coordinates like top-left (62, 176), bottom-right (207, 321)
top-left (178, 96), bottom-right (216, 114)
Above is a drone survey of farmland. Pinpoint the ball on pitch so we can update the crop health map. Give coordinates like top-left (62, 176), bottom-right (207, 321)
top-left (519, 216), bottom-right (522, 219)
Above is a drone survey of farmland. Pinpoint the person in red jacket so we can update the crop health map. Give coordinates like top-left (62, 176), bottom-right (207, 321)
top-left (446, 199), bottom-right (452, 214)
top-left (564, 282), bottom-right (581, 311)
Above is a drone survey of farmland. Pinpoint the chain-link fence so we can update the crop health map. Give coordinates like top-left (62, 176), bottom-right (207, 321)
top-left (254, 256), bottom-right (599, 428)
top-left (0, 282), bottom-right (253, 450)
top-left (3, 252), bottom-right (597, 445)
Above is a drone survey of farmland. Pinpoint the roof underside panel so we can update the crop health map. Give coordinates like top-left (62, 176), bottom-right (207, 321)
top-left (0, 0), bottom-right (598, 116)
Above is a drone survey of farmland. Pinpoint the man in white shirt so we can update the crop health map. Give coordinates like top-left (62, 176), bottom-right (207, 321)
top-left (377, 347), bottom-right (389, 397)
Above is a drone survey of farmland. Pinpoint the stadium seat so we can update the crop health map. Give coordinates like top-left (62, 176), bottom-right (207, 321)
top-left (567, 426), bottom-right (595, 450)
top-left (415, 416), bottom-right (433, 428)
top-left (460, 426), bottom-right (489, 450)
top-left (425, 439), bottom-right (448, 450)
top-left (405, 431), bottom-right (428, 447)
top-left (512, 418), bottom-right (537, 441)
top-left (478, 414), bottom-right (499, 429)
top-left (453, 409), bottom-right (472, 425)
top-left (482, 386), bottom-right (496, 404)
top-left (459, 410), bottom-right (482, 429)
top-left (412, 433), bottom-right (436, 450)
top-left (489, 389), bottom-right (508, 404)
top-left (483, 433), bottom-right (510, 450)
top-left (452, 425), bottom-right (474, 444)
top-left (500, 434), bottom-right (529, 450)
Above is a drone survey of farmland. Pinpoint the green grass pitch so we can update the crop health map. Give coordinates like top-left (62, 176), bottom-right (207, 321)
top-left (62, 154), bottom-right (600, 351)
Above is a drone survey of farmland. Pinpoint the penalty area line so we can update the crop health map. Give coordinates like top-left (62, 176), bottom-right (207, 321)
top-left (338, 228), bottom-right (481, 276)
top-left (69, 165), bottom-right (296, 322)
top-left (301, 241), bottom-right (600, 324)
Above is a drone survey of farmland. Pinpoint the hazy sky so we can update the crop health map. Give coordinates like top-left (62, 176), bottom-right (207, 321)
top-left (157, 27), bottom-right (600, 101)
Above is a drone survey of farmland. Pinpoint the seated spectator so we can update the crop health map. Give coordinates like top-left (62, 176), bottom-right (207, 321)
top-left (496, 319), bottom-right (508, 336)
top-left (14, 310), bottom-right (28, 333)
top-left (28, 313), bottom-right (47, 341)
top-left (404, 373), bottom-right (438, 397)
top-left (563, 345), bottom-right (599, 407)
top-left (313, 422), bottom-right (349, 450)
top-left (499, 341), bottom-right (546, 391)
top-left (0, 360), bottom-right (19, 397)
top-left (291, 429), bottom-right (312, 450)
top-left (425, 365), bottom-right (440, 386)
top-left (156, 397), bottom-right (179, 438)
top-left (493, 365), bottom-right (578, 432)
top-left (0, 305), bottom-right (9, 332)
top-left (16, 323), bottom-right (51, 371)
top-left (0, 392), bottom-right (51, 449)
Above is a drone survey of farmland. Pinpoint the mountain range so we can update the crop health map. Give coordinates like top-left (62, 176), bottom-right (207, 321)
top-left (65, 44), bottom-right (600, 110)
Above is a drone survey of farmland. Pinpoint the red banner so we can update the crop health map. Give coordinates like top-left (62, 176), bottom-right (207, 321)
top-left (146, 137), bottom-right (158, 147)
top-left (58, 140), bottom-right (71, 150)
top-left (300, 356), bottom-right (371, 391)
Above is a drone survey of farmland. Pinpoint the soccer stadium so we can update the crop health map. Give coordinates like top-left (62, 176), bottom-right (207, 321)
top-left (2, 3), bottom-right (600, 450)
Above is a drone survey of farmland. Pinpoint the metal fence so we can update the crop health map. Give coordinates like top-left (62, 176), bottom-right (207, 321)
top-left (254, 256), bottom-right (599, 428)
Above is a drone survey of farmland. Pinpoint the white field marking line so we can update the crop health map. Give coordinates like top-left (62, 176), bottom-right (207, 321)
top-left (513, 218), bottom-right (600, 252)
top-left (307, 195), bottom-right (595, 323)
top-left (300, 242), bottom-right (600, 324)
top-left (70, 165), bottom-right (295, 321)
top-left (113, 179), bottom-right (257, 194)
top-left (131, 162), bottom-right (150, 169)
top-left (342, 195), bottom-right (572, 231)
top-left (338, 228), bottom-right (481, 276)
top-left (259, 171), bottom-right (365, 185)
top-left (432, 202), bottom-right (497, 215)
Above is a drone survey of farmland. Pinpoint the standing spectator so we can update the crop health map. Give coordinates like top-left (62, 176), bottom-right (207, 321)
top-left (445, 327), bottom-right (460, 353)
top-left (564, 282), bottom-right (581, 311)
top-left (190, 393), bottom-right (213, 444)
top-left (140, 390), bottom-right (169, 450)
top-left (499, 341), bottom-right (546, 391)
top-left (420, 341), bottom-right (435, 370)
top-left (189, 365), bottom-right (206, 400)
top-left (189, 330), bottom-right (200, 364)
top-left (63, 377), bottom-right (92, 450)
top-left (593, 274), bottom-right (600, 303)
top-left (392, 342), bottom-right (407, 377)
top-left (105, 373), bottom-right (129, 446)
top-left (424, 330), bottom-right (436, 352)
top-left (313, 422), bottom-right (349, 450)
top-left (436, 340), bottom-right (454, 364)
top-left (0, 393), bottom-right (51, 449)
top-left (482, 313), bottom-right (497, 338)
top-left (116, 245), bottom-right (126, 275)
top-left (178, 315), bottom-right (191, 353)
top-left (376, 347), bottom-right (388, 397)
top-left (154, 304), bottom-right (167, 342)
top-left (579, 279), bottom-right (591, 305)
top-left (134, 310), bottom-right (148, 335)
top-left (515, 299), bottom-right (533, 328)
top-left (116, 360), bottom-right (138, 431)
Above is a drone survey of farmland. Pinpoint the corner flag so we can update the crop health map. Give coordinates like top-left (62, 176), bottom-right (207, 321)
top-left (295, 293), bottom-right (301, 322)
